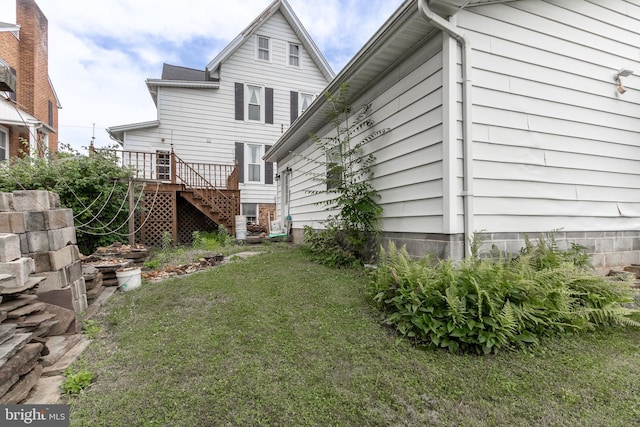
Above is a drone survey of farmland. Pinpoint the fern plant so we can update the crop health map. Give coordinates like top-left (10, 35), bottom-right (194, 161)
top-left (369, 239), bottom-right (639, 355)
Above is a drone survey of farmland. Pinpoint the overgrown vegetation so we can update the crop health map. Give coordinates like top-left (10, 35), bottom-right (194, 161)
top-left (369, 236), bottom-right (640, 354)
top-left (0, 143), bottom-right (134, 254)
top-left (144, 226), bottom-right (239, 270)
top-left (300, 83), bottom-right (388, 266)
top-left (67, 247), bottom-right (640, 426)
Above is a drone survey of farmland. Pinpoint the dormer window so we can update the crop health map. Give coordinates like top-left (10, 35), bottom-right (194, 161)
top-left (289, 43), bottom-right (300, 67)
top-left (257, 36), bottom-right (270, 61)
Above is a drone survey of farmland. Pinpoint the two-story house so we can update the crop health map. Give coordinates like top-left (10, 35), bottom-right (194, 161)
top-left (0, 0), bottom-right (60, 160)
top-left (107, 0), bottom-right (333, 245)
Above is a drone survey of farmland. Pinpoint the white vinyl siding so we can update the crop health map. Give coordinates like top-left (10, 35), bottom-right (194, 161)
top-left (456, 1), bottom-right (640, 233)
top-left (284, 37), bottom-right (453, 234)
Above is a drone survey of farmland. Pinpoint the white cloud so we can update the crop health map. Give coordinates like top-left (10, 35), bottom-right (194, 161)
top-left (34, 0), bottom-right (404, 150)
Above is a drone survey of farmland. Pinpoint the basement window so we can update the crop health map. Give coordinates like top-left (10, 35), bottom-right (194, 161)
top-left (242, 203), bottom-right (257, 224)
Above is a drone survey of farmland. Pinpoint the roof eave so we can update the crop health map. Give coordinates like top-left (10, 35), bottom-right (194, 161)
top-left (106, 120), bottom-right (161, 143)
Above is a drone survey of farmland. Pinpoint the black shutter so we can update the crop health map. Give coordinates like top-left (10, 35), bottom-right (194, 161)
top-left (234, 83), bottom-right (244, 121)
top-left (265, 145), bottom-right (273, 185)
top-left (235, 142), bottom-right (244, 183)
top-left (265, 87), bottom-right (274, 124)
top-left (290, 91), bottom-right (298, 124)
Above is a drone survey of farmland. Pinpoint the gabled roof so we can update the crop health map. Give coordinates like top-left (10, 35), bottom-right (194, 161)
top-left (206, 0), bottom-right (334, 82)
top-left (265, 0), bottom-right (515, 162)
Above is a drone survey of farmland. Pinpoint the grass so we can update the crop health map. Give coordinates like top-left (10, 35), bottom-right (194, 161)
top-left (68, 246), bottom-right (640, 426)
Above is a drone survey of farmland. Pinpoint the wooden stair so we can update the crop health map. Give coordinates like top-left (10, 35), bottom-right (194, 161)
top-left (173, 153), bottom-right (240, 236)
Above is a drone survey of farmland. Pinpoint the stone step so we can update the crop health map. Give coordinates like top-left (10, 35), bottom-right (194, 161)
top-left (0, 277), bottom-right (44, 295)
top-left (0, 294), bottom-right (38, 313)
top-left (7, 302), bottom-right (46, 318)
top-left (0, 333), bottom-right (32, 365)
top-left (0, 363), bottom-right (43, 404)
top-left (0, 324), bottom-right (16, 345)
top-left (0, 343), bottom-right (43, 398)
top-left (40, 335), bottom-right (82, 367)
top-left (5, 312), bottom-right (57, 328)
top-left (43, 337), bottom-right (90, 377)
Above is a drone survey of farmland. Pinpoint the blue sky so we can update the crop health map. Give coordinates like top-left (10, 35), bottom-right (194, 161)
top-left (32, 0), bottom-right (406, 152)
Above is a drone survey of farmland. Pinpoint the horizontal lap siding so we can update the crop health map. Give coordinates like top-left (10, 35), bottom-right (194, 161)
top-left (459, 1), bottom-right (640, 233)
top-left (288, 38), bottom-right (447, 233)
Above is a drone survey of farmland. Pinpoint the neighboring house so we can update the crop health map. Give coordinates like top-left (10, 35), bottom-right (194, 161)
top-left (107, 0), bottom-right (333, 244)
top-left (0, 0), bottom-right (60, 160)
top-left (265, 0), bottom-right (640, 272)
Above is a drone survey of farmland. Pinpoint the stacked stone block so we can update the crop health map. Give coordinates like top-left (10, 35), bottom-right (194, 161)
top-left (0, 190), bottom-right (88, 403)
top-left (0, 190), bottom-right (88, 314)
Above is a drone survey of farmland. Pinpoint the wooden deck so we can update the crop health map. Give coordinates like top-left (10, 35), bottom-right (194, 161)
top-left (100, 147), bottom-right (240, 246)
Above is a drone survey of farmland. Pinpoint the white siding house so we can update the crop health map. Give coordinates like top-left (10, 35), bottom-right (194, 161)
top-left (107, 0), bottom-right (333, 230)
top-left (265, 0), bottom-right (640, 272)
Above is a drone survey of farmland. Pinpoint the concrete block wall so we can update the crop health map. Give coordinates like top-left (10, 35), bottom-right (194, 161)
top-left (0, 190), bottom-right (86, 312)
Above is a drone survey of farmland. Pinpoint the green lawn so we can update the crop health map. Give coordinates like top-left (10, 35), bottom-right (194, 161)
top-left (68, 247), bottom-right (640, 426)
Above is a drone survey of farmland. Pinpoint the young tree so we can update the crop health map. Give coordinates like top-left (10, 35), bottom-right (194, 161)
top-left (301, 82), bottom-right (389, 264)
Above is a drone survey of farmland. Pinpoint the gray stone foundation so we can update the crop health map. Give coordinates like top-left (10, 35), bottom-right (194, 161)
top-left (293, 228), bottom-right (640, 273)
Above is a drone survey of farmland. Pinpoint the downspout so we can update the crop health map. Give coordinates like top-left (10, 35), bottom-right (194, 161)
top-left (418, 0), bottom-right (474, 258)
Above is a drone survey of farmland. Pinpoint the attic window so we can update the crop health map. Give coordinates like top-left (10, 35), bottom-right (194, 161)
top-left (289, 43), bottom-right (300, 67)
top-left (257, 36), bottom-right (270, 61)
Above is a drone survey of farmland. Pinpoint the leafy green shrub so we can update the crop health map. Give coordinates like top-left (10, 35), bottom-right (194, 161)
top-left (369, 241), bottom-right (640, 354)
top-left (62, 368), bottom-right (94, 395)
top-left (0, 144), bottom-right (134, 254)
top-left (301, 225), bottom-right (360, 268)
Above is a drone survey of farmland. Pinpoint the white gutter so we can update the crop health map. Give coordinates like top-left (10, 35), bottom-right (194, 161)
top-left (418, 0), bottom-right (474, 258)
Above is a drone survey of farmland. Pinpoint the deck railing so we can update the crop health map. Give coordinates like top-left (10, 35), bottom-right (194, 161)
top-left (100, 148), bottom-right (238, 190)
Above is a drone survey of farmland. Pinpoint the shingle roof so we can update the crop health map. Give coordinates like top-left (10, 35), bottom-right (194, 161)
top-left (161, 64), bottom-right (207, 81)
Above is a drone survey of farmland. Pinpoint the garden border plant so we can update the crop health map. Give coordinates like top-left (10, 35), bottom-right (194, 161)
top-left (368, 234), bottom-right (640, 354)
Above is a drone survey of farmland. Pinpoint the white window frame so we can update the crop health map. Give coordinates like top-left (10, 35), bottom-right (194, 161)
top-left (288, 42), bottom-right (300, 67)
top-left (299, 92), bottom-right (314, 115)
top-left (256, 35), bottom-right (271, 62)
top-left (0, 127), bottom-right (8, 160)
top-left (245, 84), bottom-right (264, 123)
top-left (245, 144), bottom-right (263, 183)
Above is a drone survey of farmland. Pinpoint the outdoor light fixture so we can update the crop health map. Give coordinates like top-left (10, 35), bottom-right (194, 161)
top-left (275, 173), bottom-right (281, 182)
top-left (614, 68), bottom-right (634, 95)
top-left (284, 166), bottom-right (292, 175)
